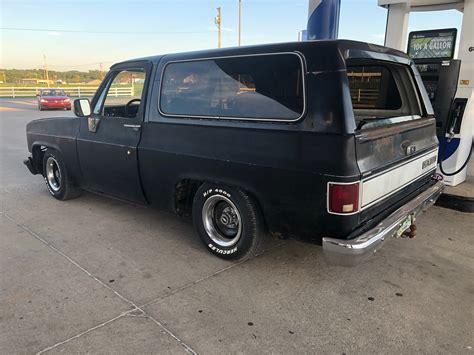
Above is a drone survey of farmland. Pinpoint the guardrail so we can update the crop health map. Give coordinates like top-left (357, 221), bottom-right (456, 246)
top-left (0, 86), bottom-right (134, 98)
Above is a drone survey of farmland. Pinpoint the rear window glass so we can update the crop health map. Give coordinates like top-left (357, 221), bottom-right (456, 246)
top-left (347, 62), bottom-right (422, 130)
top-left (160, 54), bottom-right (304, 121)
top-left (348, 66), bottom-right (402, 110)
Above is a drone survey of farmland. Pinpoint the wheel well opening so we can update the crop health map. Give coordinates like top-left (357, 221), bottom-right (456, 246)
top-left (175, 179), bottom-right (202, 216)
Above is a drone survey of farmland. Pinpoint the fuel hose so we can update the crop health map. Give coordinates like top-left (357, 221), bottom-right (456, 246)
top-left (439, 139), bottom-right (473, 176)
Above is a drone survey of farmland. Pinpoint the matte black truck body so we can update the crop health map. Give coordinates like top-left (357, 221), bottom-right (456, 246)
top-left (25, 40), bottom-right (444, 264)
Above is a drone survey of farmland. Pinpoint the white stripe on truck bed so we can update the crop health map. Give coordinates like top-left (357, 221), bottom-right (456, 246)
top-left (361, 149), bottom-right (438, 210)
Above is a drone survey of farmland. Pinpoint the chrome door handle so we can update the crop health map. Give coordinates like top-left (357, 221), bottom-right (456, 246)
top-left (123, 124), bottom-right (141, 131)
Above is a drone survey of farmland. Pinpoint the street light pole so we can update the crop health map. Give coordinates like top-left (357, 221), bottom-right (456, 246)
top-left (215, 7), bottom-right (222, 48)
top-left (238, 0), bottom-right (242, 46)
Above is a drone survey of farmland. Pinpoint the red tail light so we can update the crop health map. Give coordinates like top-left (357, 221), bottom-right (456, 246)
top-left (328, 182), bottom-right (360, 214)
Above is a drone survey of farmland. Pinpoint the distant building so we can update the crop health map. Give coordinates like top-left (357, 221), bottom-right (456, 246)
top-left (17, 78), bottom-right (39, 84)
top-left (17, 78), bottom-right (54, 85)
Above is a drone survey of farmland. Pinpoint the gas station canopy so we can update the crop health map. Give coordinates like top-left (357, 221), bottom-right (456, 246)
top-left (378, 0), bottom-right (469, 51)
top-left (378, 0), bottom-right (464, 12)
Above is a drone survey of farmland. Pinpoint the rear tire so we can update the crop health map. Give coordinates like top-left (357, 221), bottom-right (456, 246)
top-left (193, 183), bottom-right (265, 260)
top-left (42, 148), bottom-right (81, 201)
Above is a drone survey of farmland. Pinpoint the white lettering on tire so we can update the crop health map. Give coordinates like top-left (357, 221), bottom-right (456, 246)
top-left (202, 188), bottom-right (231, 198)
top-left (214, 189), bottom-right (231, 198)
top-left (208, 243), bottom-right (237, 254)
top-left (203, 189), bottom-right (213, 197)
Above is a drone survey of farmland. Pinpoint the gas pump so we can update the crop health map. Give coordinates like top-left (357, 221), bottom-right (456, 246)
top-left (379, 0), bottom-right (473, 188)
top-left (407, 28), bottom-right (472, 185)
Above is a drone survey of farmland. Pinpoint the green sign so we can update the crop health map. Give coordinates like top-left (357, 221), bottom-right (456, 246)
top-left (408, 29), bottom-right (457, 60)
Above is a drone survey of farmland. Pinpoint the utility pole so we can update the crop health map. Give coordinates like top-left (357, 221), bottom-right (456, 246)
top-left (215, 7), bottom-right (222, 48)
top-left (43, 54), bottom-right (49, 85)
top-left (99, 63), bottom-right (104, 80)
top-left (238, 0), bottom-right (242, 46)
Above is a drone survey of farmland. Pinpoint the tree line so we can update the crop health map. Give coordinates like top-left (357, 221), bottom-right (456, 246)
top-left (0, 69), bottom-right (107, 84)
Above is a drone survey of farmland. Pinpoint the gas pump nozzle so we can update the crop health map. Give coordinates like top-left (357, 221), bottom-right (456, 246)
top-left (447, 129), bottom-right (455, 143)
top-left (446, 101), bottom-right (464, 142)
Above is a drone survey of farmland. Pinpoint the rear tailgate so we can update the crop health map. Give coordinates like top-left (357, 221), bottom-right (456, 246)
top-left (346, 56), bottom-right (438, 222)
top-left (356, 120), bottom-right (438, 221)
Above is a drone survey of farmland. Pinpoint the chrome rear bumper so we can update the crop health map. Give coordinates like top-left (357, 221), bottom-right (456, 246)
top-left (322, 181), bottom-right (445, 266)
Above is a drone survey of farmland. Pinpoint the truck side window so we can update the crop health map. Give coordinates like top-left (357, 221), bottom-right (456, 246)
top-left (160, 53), bottom-right (304, 121)
top-left (94, 69), bottom-right (147, 118)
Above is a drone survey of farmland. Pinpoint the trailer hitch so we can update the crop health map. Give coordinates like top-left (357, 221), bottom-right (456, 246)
top-left (395, 214), bottom-right (417, 239)
top-left (401, 223), bottom-right (417, 238)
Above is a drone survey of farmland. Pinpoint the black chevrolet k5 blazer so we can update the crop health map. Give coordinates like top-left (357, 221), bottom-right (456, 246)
top-left (24, 40), bottom-right (445, 265)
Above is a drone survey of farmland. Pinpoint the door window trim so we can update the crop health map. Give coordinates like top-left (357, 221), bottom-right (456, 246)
top-left (157, 52), bottom-right (307, 123)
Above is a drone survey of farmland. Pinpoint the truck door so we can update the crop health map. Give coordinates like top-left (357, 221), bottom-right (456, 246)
top-left (76, 62), bottom-right (151, 203)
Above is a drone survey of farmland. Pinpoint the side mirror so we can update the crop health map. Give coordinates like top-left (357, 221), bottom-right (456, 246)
top-left (74, 98), bottom-right (91, 117)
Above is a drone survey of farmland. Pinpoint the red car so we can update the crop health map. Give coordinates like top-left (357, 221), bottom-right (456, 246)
top-left (37, 89), bottom-right (71, 111)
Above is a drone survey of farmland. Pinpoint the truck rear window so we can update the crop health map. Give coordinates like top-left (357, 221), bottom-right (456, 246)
top-left (347, 62), bottom-right (422, 130)
top-left (348, 66), bottom-right (402, 110)
top-left (160, 53), bottom-right (304, 121)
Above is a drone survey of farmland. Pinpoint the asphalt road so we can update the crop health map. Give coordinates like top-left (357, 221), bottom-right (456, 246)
top-left (0, 98), bottom-right (473, 354)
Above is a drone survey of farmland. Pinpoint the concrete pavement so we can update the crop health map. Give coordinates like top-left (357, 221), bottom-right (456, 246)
top-left (0, 98), bottom-right (473, 354)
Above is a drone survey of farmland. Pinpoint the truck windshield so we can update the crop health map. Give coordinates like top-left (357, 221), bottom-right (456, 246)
top-left (347, 62), bottom-right (422, 130)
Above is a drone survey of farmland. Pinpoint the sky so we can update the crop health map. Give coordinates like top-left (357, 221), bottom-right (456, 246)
top-left (0, 0), bottom-right (464, 71)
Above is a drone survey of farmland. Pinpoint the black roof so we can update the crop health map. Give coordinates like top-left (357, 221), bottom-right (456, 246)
top-left (114, 39), bottom-right (410, 68)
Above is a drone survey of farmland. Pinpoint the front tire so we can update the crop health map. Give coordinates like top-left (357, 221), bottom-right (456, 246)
top-left (193, 183), bottom-right (265, 260)
top-left (42, 149), bottom-right (81, 200)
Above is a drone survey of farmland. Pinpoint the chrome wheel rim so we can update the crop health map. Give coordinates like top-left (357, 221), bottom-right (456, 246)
top-left (46, 157), bottom-right (61, 192)
top-left (202, 195), bottom-right (242, 247)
